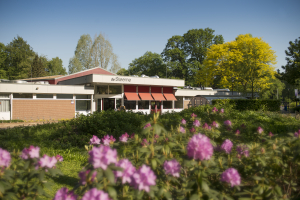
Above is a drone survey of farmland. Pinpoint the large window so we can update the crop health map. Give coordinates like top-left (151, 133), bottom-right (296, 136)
top-left (36, 94), bottom-right (53, 99)
top-left (175, 96), bottom-right (183, 109)
top-left (57, 94), bottom-right (73, 99)
top-left (97, 85), bottom-right (108, 94)
top-left (138, 101), bottom-right (149, 110)
top-left (109, 86), bottom-right (122, 94)
top-left (163, 101), bottom-right (172, 109)
top-left (13, 93), bottom-right (33, 98)
top-left (76, 95), bottom-right (91, 111)
top-left (124, 100), bottom-right (136, 110)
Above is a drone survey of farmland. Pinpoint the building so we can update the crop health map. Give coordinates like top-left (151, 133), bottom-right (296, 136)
top-left (0, 68), bottom-right (184, 120)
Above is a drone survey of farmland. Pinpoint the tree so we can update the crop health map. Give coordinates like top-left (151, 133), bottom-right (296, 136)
top-left (0, 43), bottom-right (7, 79)
top-left (280, 37), bottom-right (300, 85)
top-left (4, 36), bottom-right (35, 80)
top-left (162, 28), bottom-right (224, 86)
top-left (68, 33), bottom-right (120, 74)
top-left (116, 68), bottom-right (129, 76)
top-left (197, 34), bottom-right (277, 98)
top-left (46, 57), bottom-right (67, 76)
top-left (31, 54), bottom-right (47, 78)
top-left (128, 51), bottom-right (167, 78)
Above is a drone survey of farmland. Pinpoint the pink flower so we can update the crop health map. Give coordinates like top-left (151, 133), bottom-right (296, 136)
top-left (82, 188), bottom-right (110, 200)
top-left (193, 120), bottom-right (200, 127)
top-left (268, 132), bottom-right (273, 137)
top-left (191, 113), bottom-right (197, 118)
top-left (221, 139), bottom-right (233, 154)
top-left (131, 165), bottom-right (156, 192)
top-left (79, 170), bottom-right (97, 185)
top-left (102, 135), bottom-right (110, 146)
top-left (212, 107), bottom-right (218, 112)
top-left (220, 108), bottom-right (224, 113)
top-left (235, 130), bottom-right (240, 135)
top-left (294, 130), bottom-right (300, 138)
top-left (187, 133), bottom-right (214, 160)
top-left (257, 127), bottom-right (264, 134)
top-left (190, 127), bottom-right (195, 133)
top-left (163, 159), bottom-right (180, 177)
top-left (181, 119), bottom-right (186, 125)
top-left (179, 126), bottom-right (186, 133)
top-left (88, 145), bottom-right (117, 170)
top-left (130, 133), bottom-right (135, 139)
top-left (202, 123), bottom-right (211, 130)
top-left (110, 136), bottom-right (116, 143)
top-left (20, 146), bottom-right (40, 160)
top-left (141, 139), bottom-right (149, 146)
top-left (39, 155), bottom-right (57, 168)
top-left (224, 120), bottom-right (232, 126)
top-left (221, 168), bottom-right (241, 187)
top-left (55, 155), bottom-right (63, 162)
top-left (236, 145), bottom-right (249, 157)
top-left (144, 123), bottom-right (151, 129)
top-left (0, 148), bottom-right (11, 168)
top-left (53, 187), bottom-right (77, 200)
top-left (211, 121), bottom-right (219, 128)
top-left (119, 133), bottom-right (129, 143)
top-left (115, 159), bottom-right (136, 184)
top-left (90, 135), bottom-right (101, 145)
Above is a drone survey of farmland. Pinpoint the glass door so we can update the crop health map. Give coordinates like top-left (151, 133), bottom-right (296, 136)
top-left (103, 98), bottom-right (115, 111)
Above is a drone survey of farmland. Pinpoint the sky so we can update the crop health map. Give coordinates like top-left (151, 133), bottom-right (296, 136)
top-left (1, 0), bottom-right (299, 74)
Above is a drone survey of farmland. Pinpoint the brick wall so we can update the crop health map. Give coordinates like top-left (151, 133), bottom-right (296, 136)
top-left (12, 100), bottom-right (75, 120)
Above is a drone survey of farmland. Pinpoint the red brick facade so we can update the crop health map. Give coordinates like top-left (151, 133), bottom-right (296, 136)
top-left (12, 100), bottom-right (75, 120)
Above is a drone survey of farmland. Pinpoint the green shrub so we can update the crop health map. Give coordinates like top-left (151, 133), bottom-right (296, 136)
top-left (212, 99), bottom-right (280, 111)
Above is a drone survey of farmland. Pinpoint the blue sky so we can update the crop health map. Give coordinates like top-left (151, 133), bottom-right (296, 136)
top-left (1, 0), bottom-right (299, 74)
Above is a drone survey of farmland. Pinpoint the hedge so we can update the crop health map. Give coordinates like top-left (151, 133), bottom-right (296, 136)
top-left (212, 99), bottom-right (280, 111)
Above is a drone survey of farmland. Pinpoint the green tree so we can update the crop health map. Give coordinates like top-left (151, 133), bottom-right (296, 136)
top-left (0, 43), bottom-right (7, 79)
top-left (4, 36), bottom-right (35, 80)
top-left (69, 33), bottom-right (121, 74)
top-left (162, 28), bottom-right (224, 86)
top-left (46, 57), bottom-right (67, 75)
top-left (31, 54), bottom-right (47, 78)
top-left (116, 68), bottom-right (129, 76)
top-left (128, 51), bottom-right (167, 78)
top-left (280, 37), bottom-right (300, 85)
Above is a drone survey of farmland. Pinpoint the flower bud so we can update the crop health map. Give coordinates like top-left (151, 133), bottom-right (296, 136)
top-left (261, 147), bottom-right (265, 154)
top-left (273, 144), bottom-right (277, 150)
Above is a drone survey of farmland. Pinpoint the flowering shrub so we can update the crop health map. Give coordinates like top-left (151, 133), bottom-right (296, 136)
top-left (1, 106), bottom-right (300, 199)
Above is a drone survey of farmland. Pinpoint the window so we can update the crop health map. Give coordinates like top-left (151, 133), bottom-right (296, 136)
top-left (36, 94), bottom-right (53, 99)
top-left (0, 94), bottom-right (9, 98)
top-left (57, 94), bottom-right (73, 99)
top-left (175, 96), bottom-right (183, 109)
top-left (13, 93), bottom-right (33, 98)
top-left (0, 100), bottom-right (10, 112)
top-left (138, 101), bottom-right (149, 109)
top-left (109, 85), bottom-right (122, 94)
top-left (76, 100), bottom-right (91, 111)
top-left (76, 95), bottom-right (91, 99)
top-left (163, 101), bottom-right (172, 109)
top-left (97, 85), bottom-right (108, 94)
top-left (124, 100), bottom-right (136, 110)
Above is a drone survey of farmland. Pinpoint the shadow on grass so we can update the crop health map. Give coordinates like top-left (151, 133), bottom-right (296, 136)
top-left (48, 174), bottom-right (79, 188)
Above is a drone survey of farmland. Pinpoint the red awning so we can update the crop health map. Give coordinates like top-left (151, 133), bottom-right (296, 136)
top-left (124, 92), bottom-right (140, 101)
top-left (152, 93), bottom-right (166, 101)
top-left (139, 93), bottom-right (153, 100)
top-left (164, 93), bottom-right (177, 101)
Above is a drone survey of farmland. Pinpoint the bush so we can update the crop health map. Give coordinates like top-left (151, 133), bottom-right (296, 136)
top-left (212, 99), bottom-right (280, 111)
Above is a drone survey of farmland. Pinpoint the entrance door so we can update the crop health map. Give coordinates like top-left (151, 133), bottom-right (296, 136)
top-left (103, 98), bottom-right (115, 111)
top-left (97, 99), bottom-right (102, 111)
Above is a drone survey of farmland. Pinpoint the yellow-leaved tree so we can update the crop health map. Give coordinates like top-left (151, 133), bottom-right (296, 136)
top-left (196, 34), bottom-right (277, 98)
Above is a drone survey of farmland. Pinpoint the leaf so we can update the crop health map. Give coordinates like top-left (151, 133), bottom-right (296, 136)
top-left (104, 168), bottom-right (115, 184)
top-left (151, 158), bottom-right (157, 170)
top-left (274, 185), bottom-right (282, 196)
top-left (107, 186), bottom-right (117, 200)
top-left (201, 180), bottom-right (209, 193)
top-left (190, 194), bottom-right (200, 200)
